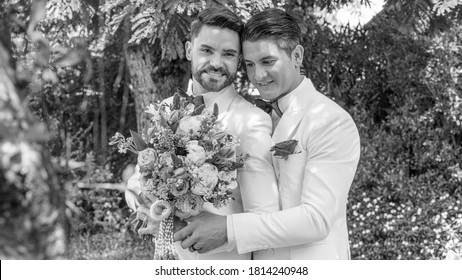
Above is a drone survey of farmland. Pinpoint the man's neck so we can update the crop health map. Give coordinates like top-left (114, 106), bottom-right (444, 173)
top-left (191, 80), bottom-right (231, 97)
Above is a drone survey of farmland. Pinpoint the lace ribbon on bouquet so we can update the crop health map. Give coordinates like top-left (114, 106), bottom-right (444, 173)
top-left (154, 214), bottom-right (178, 260)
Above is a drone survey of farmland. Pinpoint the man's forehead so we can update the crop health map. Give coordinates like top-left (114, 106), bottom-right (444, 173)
top-left (194, 25), bottom-right (238, 39)
top-left (192, 26), bottom-right (240, 50)
top-left (243, 40), bottom-right (281, 58)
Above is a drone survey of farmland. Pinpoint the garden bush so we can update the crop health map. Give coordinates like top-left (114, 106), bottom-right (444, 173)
top-left (345, 22), bottom-right (462, 260)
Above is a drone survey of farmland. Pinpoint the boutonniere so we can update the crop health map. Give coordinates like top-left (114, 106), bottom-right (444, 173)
top-left (270, 139), bottom-right (299, 159)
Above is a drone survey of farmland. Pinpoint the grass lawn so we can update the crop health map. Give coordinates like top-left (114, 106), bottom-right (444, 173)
top-left (68, 230), bottom-right (155, 260)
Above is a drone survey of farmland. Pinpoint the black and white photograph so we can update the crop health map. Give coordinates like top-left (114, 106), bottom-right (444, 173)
top-left (1, 0), bottom-right (461, 271)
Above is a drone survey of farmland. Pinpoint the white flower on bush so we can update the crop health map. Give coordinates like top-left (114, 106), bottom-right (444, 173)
top-left (190, 163), bottom-right (219, 195)
top-left (185, 140), bottom-right (207, 166)
top-left (177, 115), bottom-right (204, 136)
top-left (138, 148), bottom-right (157, 171)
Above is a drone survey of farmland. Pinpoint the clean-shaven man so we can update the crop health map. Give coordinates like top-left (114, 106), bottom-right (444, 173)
top-left (125, 7), bottom-right (279, 260)
top-left (174, 8), bottom-right (361, 260)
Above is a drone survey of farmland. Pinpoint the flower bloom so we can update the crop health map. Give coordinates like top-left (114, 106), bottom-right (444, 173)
top-left (177, 115), bottom-right (204, 136)
top-left (218, 170), bottom-right (237, 182)
top-left (175, 193), bottom-right (204, 219)
top-left (140, 177), bottom-right (156, 192)
top-left (190, 163), bottom-right (219, 196)
top-left (224, 180), bottom-right (238, 190)
top-left (186, 140), bottom-right (207, 166)
top-left (138, 148), bottom-right (157, 171)
top-left (171, 180), bottom-right (189, 197)
top-left (145, 104), bottom-right (161, 122)
top-left (150, 200), bottom-right (173, 221)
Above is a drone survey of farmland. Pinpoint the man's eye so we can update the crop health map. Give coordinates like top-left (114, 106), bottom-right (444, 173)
top-left (224, 53), bottom-right (236, 57)
top-left (263, 60), bottom-right (275, 65)
top-left (201, 49), bottom-right (212, 53)
top-left (245, 63), bottom-right (254, 68)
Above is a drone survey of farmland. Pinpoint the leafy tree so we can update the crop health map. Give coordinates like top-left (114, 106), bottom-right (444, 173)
top-left (0, 0), bottom-right (68, 259)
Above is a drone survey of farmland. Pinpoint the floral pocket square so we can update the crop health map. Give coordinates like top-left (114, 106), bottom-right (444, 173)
top-left (270, 139), bottom-right (299, 159)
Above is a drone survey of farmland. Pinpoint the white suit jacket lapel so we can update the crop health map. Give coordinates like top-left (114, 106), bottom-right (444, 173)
top-left (203, 87), bottom-right (237, 122)
top-left (272, 78), bottom-right (314, 143)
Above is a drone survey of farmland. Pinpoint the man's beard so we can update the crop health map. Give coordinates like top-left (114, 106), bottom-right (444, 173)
top-left (192, 64), bottom-right (236, 92)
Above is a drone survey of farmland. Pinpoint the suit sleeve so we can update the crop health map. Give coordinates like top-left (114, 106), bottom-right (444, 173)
top-left (231, 112), bottom-right (360, 253)
top-left (201, 106), bottom-right (281, 255)
top-left (125, 165), bottom-right (141, 211)
top-left (236, 109), bottom-right (279, 214)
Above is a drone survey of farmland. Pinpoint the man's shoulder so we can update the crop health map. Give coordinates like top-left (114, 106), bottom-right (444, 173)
top-left (232, 95), bottom-right (272, 123)
top-left (307, 87), bottom-right (351, 118)
top-left (233, 94), bottom-right (267, 115)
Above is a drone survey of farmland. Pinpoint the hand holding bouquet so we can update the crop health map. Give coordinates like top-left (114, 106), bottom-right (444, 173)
top-left (110, 89), bottom-right (248, 259)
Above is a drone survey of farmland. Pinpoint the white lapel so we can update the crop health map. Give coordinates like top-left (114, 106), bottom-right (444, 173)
top-left (190, 85), bottom-right (238, 124)
top-left (272, 78), bottom-right (314, 143)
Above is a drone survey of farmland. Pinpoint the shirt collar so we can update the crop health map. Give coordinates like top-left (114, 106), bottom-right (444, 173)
top-left (277, 77), bottom-right (308, 114)
top-left (187, 81), bottom-right (236, 110)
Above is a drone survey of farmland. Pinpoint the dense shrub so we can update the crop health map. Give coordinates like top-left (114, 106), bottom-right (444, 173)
top-left (345, 22), bottom-right (462, 260)
top-left (65, 153), bottom-right (133, 235)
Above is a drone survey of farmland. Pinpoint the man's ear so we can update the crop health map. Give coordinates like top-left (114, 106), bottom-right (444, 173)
top-left (185, 41), bottom-right (192, 61)
top-left (292, 45), bottom-right (304, 66)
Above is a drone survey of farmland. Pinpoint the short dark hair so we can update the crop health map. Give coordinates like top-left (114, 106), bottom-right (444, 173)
top-left (241, 8), bottom-right (302, 56)
top-left (190, 7), bottom-right (244, 39)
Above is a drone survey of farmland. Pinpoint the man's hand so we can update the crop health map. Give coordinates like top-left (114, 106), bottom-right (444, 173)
top-left (173, 211), bottom-right (227, 254)
top-left (135, 206), bottom-right (187, 237)
top-left (135, 205), bottom-right (159, 237)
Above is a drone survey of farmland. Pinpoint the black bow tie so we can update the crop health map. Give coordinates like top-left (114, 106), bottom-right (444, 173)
top-left (175, 87), bottom-right (204, 107)
top-left (254, 91), bottom-right (291, 118)
top-left (255, 98), bottom-right (283, 117)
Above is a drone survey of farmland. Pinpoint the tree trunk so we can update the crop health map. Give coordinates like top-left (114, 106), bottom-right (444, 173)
top-left (125, 46), bottom-right (160, 133)
top-left (0, 43), bottom-right (68, 259)
top-left (125, 45), bottom-right (190, 133)
top-left (97, 0), bottom-right (108, 164)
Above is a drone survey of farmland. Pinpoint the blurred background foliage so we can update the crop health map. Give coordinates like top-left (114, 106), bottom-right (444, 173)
top-left (0, 0), bottom-right (460, 259)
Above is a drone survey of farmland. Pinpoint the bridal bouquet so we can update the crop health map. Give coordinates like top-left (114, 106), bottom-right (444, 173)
top-left (110, 89), bottom-right (248, 260)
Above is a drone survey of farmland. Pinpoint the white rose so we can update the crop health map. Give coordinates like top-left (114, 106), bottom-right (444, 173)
top-left (177, 115), bottom-right (205, 136)
top-left (138, 148), bottom-right (157, 171)
top-left (175, 194), bottom-right (204, 219)
top-left (186, 140), bottom-right (207, 166)
top-left (190, 163), bottom-right (219, 196)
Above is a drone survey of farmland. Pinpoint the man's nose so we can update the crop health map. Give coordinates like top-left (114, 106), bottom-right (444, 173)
top-left (254, 65), bottom-right (267, 81)
top-left (209, 54), bottom-right (224, 69)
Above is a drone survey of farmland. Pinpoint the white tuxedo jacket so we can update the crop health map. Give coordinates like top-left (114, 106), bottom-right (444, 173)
top-left (230, 78), bottom-right (360, 259)
top-left (126, 85), bottom-right (279, 260)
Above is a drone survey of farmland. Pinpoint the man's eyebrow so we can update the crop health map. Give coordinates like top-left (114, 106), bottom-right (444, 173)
top-left (199, 44), bottom-right (238, 54)
top-left (222, 49), bottom-right (238, 54)
top-left (244, 55), bottom-right (277, 62)
top-left (199, 44), bottom-right (214, 49)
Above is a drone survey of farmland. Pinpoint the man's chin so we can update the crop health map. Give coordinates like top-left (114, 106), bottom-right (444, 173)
top-left (201, 80), bottom-right (228, 92)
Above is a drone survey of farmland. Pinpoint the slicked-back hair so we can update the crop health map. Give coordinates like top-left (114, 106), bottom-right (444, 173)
top-left (190, 7), bottom-right (244, 40)
top-left (241, 8), bottom-right (302, 56)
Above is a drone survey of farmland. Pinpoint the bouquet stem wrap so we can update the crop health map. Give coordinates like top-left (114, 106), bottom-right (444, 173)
top-left (154, 214), bottom-right (178, 260)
